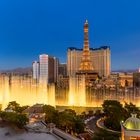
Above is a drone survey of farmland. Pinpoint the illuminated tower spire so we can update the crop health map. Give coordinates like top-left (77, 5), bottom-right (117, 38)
top-left (79, 20), bottom-right (93, 71)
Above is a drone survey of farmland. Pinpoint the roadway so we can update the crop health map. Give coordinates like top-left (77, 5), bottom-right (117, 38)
top-left (85, 115), bottom-right (101, 137)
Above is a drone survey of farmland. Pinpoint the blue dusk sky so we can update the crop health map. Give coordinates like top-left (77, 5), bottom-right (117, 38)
top-left (0, 0), bottom-right (140, 70)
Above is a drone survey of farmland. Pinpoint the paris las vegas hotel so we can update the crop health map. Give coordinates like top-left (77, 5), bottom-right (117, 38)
top-left (33, 20), bottom-right (111, 84)
top-left (67, 20), bottom-right (111, 78)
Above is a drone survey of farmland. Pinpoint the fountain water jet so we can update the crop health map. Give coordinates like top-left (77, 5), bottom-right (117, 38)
top-left (68, 75), bottom-right (86, 106)
top-left (0, 75), bottom-right (56, 110)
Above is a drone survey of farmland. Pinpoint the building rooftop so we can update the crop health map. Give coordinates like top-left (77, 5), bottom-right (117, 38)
top-left (23, 104), bottom-right (44, 114)
top-left (68, 46), bottom-right (110, 51)
top-left (0, 126), bottom-right (58, 140)
top-left (123, 114), bottom-right (140, 131)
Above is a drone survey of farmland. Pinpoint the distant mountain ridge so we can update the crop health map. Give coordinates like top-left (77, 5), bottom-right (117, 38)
top-left (112, 69), bottom-right (138, 73)
top-left (0, 67), bottom-right (32, 74)
top-left (0, 67), bottom-right (138, 74)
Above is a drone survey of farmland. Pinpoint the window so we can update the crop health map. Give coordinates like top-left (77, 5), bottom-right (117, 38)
top-left (130, 137), bottom-right (140, 140)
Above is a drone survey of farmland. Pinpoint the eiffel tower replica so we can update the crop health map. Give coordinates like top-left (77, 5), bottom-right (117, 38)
top-left (76, 20), bottom-right (98, 86)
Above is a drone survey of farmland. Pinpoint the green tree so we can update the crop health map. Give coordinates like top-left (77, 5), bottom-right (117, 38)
top-left (6, 101), bottom-right (29, 113)
top-left (43, 105), bottom-right (59, 124)
top-left (87, 110), bottom-right (94, 117)
top-left (80, 111), bottom-right (86, 119)
top-left (64, 109), bottom-right (76, 116)
top-left (0, 112), bottom-right (28, 128)
top-left (74, 116), bottom-right (85, 133)
top-left (58, 110), bottom-right (75, 132)
top-left (0, 111), bottom-right (6, 121)
top-left (16, 105), bottom-right (29, 113)
top-left (15, 114), bottom-right (29, 128)
top-left (43, 105), bottom-right (55, 113)
top-left (42, 105), bottom-right (85, 134)
top-left (124, 102), bottom-right (140, 119)
top-left (92, 129), bottom-right (120, 140)
top-left (7, 101), bottom-right (20, 112)
top-left (95, 109), bottom-right (101, 116)
top-left (102, 100), bottom-right (124, 131)
top-left (58, 109), bottom-right (84, 134)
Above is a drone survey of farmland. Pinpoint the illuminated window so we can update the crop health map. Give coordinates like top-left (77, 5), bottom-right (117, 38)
top-left (130, 137), bottom-right (140, 140)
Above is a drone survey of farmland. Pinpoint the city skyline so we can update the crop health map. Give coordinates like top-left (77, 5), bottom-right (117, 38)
top-left (0, 0), bottom-right (140, 70)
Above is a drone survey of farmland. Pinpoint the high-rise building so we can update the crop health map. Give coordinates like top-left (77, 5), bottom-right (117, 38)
top-left (32, 61), bottom-right (39, 81)
top-left (39, 54), bottom-right (58, 84)
top-left (39, 54), bottom-right (48, 84)
top-left (133, 72), bottom-right (140, 88)
top-left (67, 20), bottom-right (111, 77)
top-left (54, 57), bottom-right (59, 83)
top-left (57, 63), bottom-right (68, 88)
top-left (58, 63), bottom-right (67, 77)
top-left (48, 56), bottom-right (59, 83)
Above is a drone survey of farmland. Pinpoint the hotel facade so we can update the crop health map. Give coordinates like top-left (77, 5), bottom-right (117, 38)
top-left (67, 46), bottom-right (111, 77)
top-left (32, 61), bottom-right (40, 81)
top-left (32, 54), bottom-right (59, 84)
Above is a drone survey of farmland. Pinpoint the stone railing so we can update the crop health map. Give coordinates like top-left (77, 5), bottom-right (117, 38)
top-left (52, 128), bottom-right (80, 140)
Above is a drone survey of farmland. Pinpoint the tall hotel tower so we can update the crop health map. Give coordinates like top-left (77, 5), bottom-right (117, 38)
top-left (32, 61), bottom-right (39, 81)
top-left (38, 54), bottom-right (58, 84)
top-left (67, 20), bottom-right (111, 77)
top-left (39, 54), bottom-right (49, 84)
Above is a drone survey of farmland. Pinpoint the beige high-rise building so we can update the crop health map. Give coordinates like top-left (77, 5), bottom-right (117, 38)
top-left (67, 46), bottom-right (111, 77)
